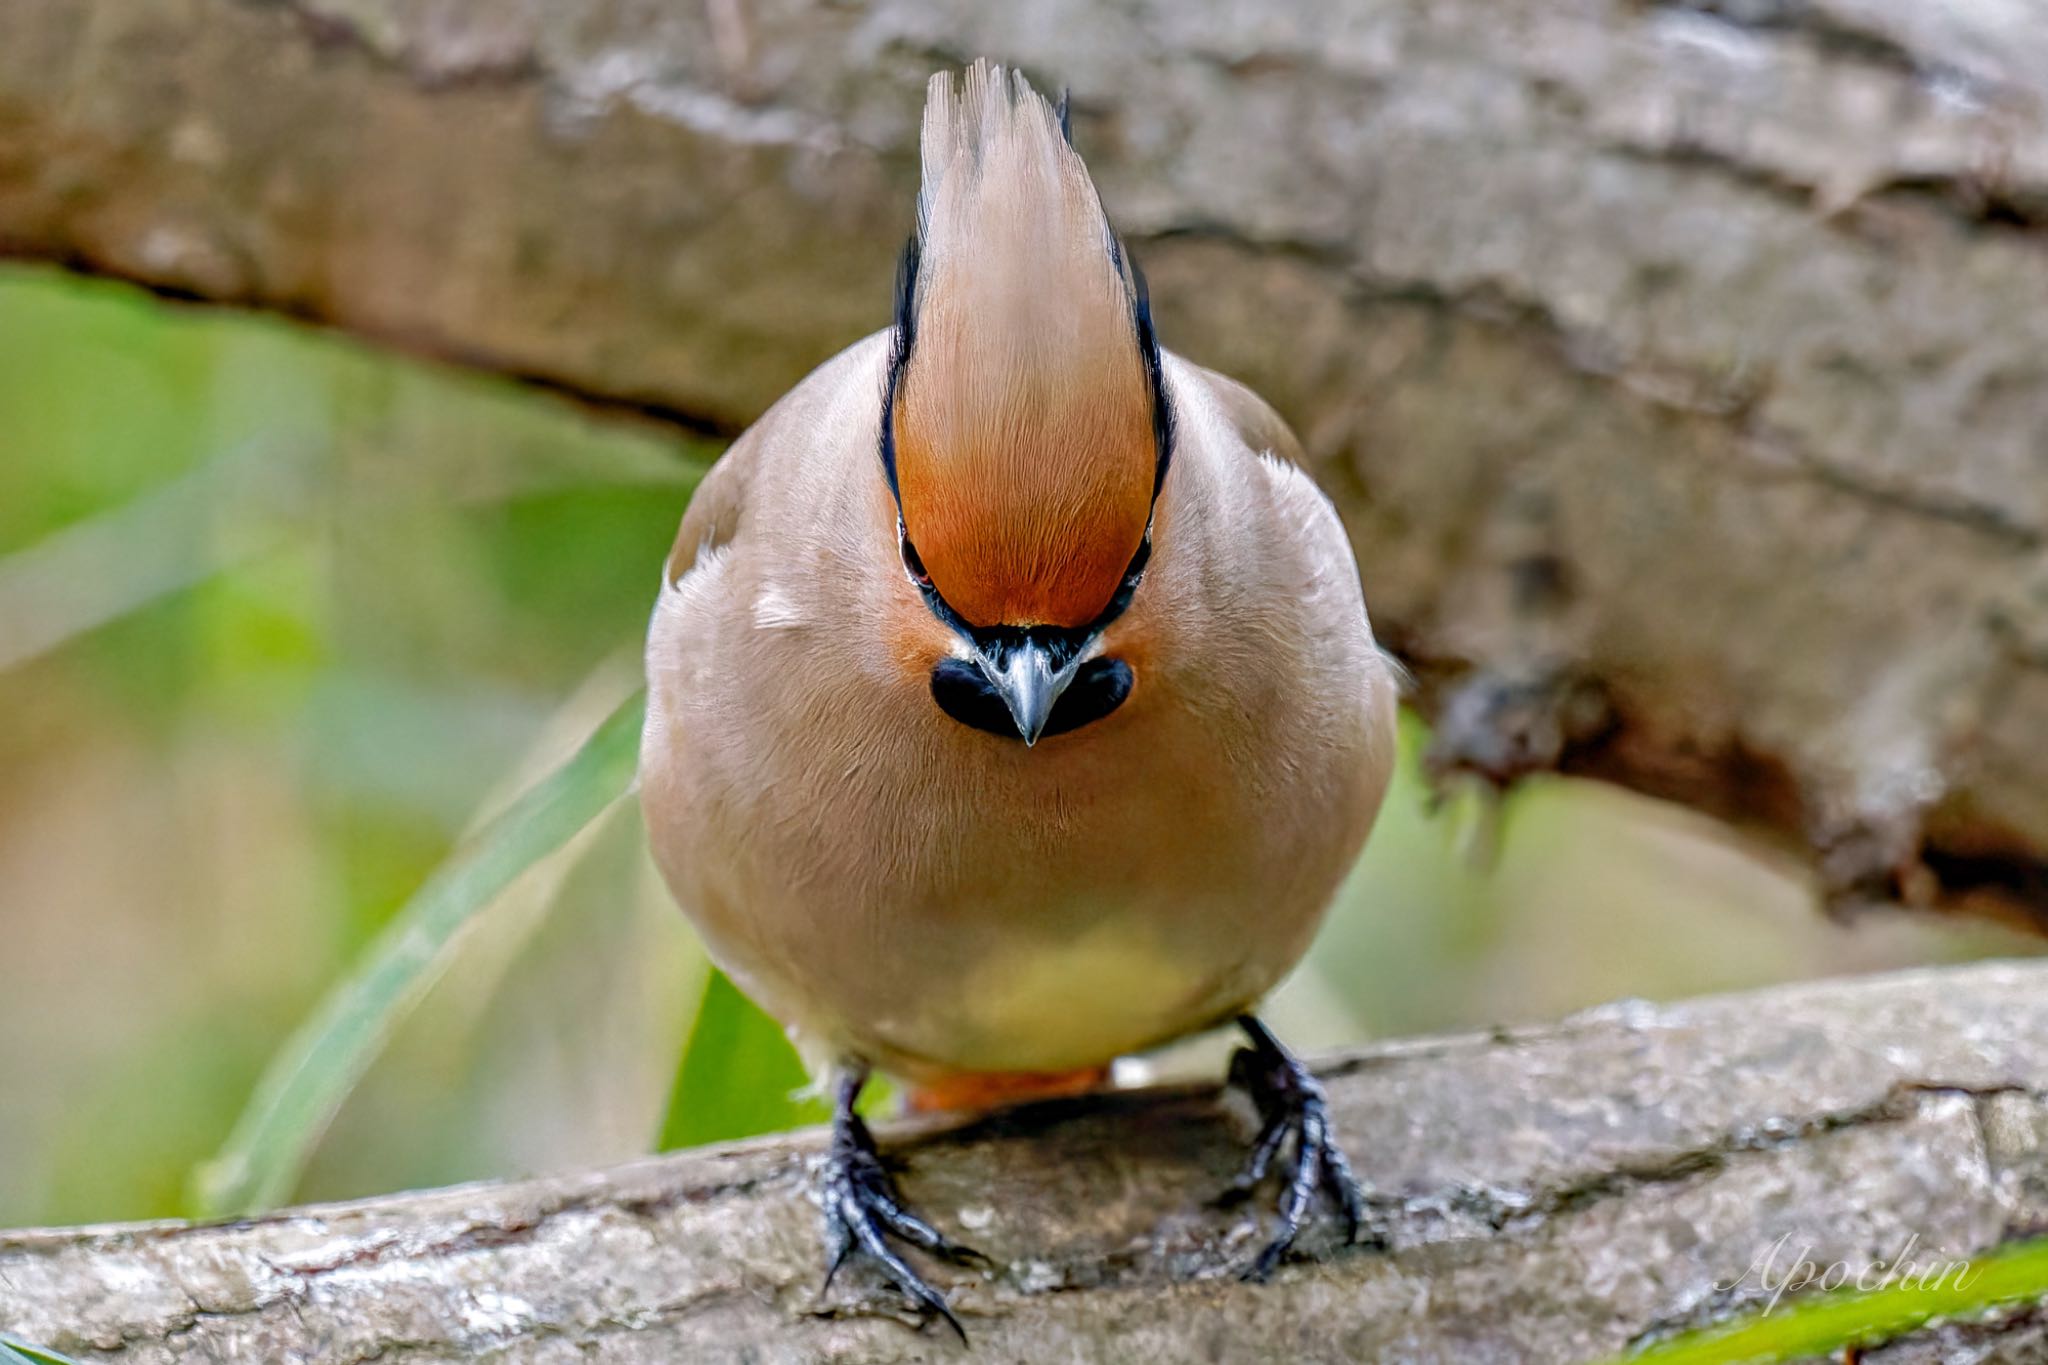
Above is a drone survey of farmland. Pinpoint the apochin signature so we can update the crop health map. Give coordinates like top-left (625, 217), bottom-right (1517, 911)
top-left (1716, 1233), bottom-right (1979, 1314)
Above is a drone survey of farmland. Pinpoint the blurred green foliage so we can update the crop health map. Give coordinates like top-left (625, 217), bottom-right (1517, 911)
top-left (194, 692), bottom-right (650, 1218)
top-left (0, 264), bottom-right (709, 1224)
top-left (0, 262), bottom-right (2036, 1238)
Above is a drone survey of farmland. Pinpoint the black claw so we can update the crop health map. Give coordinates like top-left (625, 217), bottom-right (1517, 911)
top-left (822, 1221), bottom-right (855, 1290)
top-left (1222, 1016), bottom-right (1376, 1280)
top-left (817, 1068), bottom-right (978, 1342)
top-left (869, 1182), bottom-right (986, 1267)
top-left (1321, 1140), bottom-right (1368, 1243)
top-left (1216, 1112), bottom-right (1288, 1208)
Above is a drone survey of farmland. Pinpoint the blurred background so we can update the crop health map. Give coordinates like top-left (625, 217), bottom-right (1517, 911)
top-left (2, 260), bottom-right (2036, 1233)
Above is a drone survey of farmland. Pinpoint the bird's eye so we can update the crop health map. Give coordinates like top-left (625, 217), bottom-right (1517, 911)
top-left (899, 528), bottom-right (933, 588)
top-left (1122, 533), bottom-right (1152, 590)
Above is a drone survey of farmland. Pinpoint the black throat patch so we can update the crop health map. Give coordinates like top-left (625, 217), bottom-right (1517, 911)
top-left (930, 655), bottom-right (1135, 740)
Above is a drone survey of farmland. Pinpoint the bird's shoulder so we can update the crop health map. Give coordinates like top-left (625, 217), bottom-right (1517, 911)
top-left (1175, 358), bottom-right (1308, 470)
top-left (1167, 354), bottom-right (1341, 554)
top-left (664, 332), bottom-right (894, 588)
top-left (1166, 354), bottom-right (1377, 654)
top-left (665, 427), bottom-right (755, 588)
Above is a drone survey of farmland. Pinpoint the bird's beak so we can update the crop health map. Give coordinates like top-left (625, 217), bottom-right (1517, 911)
top-left (979, 638), bottom-right (1072, 746)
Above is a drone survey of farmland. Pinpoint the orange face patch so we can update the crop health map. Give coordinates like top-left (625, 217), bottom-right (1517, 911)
top-left (893, 348), bottom-right (1155, 631)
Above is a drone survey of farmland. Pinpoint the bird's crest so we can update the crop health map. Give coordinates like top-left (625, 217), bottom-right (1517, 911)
top-left (886, 61), bottom-right (1166, 631)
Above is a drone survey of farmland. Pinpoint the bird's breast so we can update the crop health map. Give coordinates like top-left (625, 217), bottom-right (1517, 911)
top-left (646, 621), bottom-right (1383, 1079)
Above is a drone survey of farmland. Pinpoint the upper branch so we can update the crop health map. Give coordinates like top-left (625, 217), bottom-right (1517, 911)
top-left (6, 0), bottom-right (2048, 919)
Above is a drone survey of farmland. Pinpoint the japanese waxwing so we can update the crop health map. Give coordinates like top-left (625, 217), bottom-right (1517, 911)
top-left (641, 59), bottom-right (1399, 1334)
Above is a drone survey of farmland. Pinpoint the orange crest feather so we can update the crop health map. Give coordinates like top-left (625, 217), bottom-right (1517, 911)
top-left (892, 62), bottom-right (1156, 630)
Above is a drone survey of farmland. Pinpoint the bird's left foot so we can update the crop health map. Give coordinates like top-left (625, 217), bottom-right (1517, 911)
top-left (1217, 1015), bottom-right (1380, 1280)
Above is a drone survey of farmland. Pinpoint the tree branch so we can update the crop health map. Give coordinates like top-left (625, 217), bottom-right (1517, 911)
top-left (5, 0), bottom-right (2048, 919)
top-left (3, 962), bottom-right (2047, 1360)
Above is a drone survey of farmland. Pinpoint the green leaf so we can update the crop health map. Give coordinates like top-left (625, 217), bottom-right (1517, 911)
top-left (659, 970), bottom-right (828, 1150)
top-left (0, 1333), bottom-right (86, 1365)
top-left (1603, 1234), bottom-right (2048, 1364)
top-left (191, 689), bottom-right (648, 1218)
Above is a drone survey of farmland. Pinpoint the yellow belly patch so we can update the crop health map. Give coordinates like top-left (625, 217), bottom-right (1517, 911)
top-left (943, 921), bottom-right (1213, 1073)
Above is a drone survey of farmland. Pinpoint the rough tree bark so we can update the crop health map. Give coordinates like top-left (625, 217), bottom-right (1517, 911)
top-left (1, 962), bottom-right (2045, 1362)
top-left (6, 0), bottom-right (2048, 924)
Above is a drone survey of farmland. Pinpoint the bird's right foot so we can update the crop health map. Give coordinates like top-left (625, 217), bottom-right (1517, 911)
top-left (818, 1067), bottom-right (984, 1340)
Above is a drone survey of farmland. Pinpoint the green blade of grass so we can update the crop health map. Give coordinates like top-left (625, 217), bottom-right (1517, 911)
top-left (658, 970), bottom-right (828, 1151)
top-left (0, 441), bottom-right (295, 674)
top-left (0, 1333), bottom-right (86, 1365)
top-left (1605, 1234), bottom-right (2048, 1364)
top-left (191, 690), bottom-right (647, 1218)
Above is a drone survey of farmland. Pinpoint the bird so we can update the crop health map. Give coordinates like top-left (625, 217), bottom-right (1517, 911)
top-left (641, 59), bottom-right (1400, 1336)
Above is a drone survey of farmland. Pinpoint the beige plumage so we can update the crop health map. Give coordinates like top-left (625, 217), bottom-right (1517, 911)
top-left (640, 60), bottom-right (1399, 1320)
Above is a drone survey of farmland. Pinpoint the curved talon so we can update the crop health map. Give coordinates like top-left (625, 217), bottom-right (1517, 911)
top-left (818, 1069), bottom-right (979, 1341)
top-left (1223, 1016), bottom-right (1377, 1280)
top-left (1215, 1110), bottom-right (1289, 1208)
